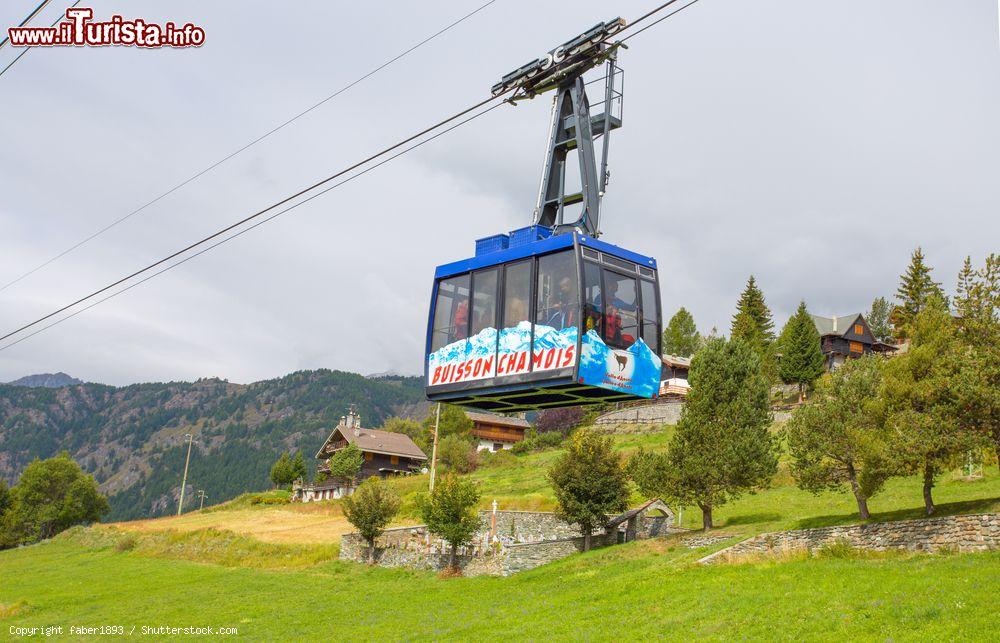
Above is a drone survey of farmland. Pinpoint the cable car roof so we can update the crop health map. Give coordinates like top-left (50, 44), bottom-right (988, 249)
top-left (433, 232), bottom-right (656, 279)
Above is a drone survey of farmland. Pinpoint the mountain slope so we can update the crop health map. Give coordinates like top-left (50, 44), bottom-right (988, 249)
top-left (7, 372), bottom-right (83, 388)
top-left (0, 370), bottom-right (428, 521)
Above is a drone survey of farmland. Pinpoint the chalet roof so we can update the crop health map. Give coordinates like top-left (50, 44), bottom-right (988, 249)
top-left (316, 425), bottom-right (427, 461)
top-left (661, 354), bottom-right (691, 368)
top-left (464, 411), bottom-right (530, 429)
top-left (809, 313), bottom-right (863, 337)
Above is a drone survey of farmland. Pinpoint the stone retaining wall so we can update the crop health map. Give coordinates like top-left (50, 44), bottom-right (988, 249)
top-left (593, 402), bottom-right (684, 426)
top-left (699, 513), bottom-right (1000, 564)
top-left (340, 507), bottom-right (683, 575)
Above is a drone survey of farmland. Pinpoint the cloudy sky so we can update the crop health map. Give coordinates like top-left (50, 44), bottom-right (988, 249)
top-left (1, 0), bottom-right (998, 386)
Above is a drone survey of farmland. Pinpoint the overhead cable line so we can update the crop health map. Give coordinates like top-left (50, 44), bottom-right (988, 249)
top-left (0, 0), bottom-right (52, 49)
top-left (0, 92), bottom-right (511, 347)
top-left (620, 0), bottom-right (702, 43)
top-left (0, 0), bottom-right (499, 291)
top-left (0, 0), bottom-right (79, 78)
top-left (0, 0), bottom-right (703, 350)
top-left (0, 101), bottom-right (507, 353)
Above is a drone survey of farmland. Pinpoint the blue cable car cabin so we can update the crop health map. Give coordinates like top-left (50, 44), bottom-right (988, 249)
top-left (425, 227), bottom-right (663, 412)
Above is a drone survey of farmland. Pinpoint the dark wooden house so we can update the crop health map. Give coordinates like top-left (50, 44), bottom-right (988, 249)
top-left (809, 313), bottom-right (895, 371)
top-left (465, 411), bottom-right (529, 453)
top-left (314, 409), bottom-right (427, 481)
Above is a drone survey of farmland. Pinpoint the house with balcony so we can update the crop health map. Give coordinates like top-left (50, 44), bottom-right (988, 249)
top-left (465, 411), bottom-right (530, 452)
top-left (295, 408), bottom-right (427, 502)
top-left (810, 313), bottom-right (896, 371)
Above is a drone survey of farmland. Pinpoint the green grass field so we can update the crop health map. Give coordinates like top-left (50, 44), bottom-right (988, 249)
top-left (2, 423), bottom-right (999, 640)
top-left (2, 531), bottom-right (998, 640)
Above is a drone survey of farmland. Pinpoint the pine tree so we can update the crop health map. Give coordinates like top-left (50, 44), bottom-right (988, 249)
top-left (866, 296), bottom-right (892, 343)
top-left (777, 301), bottom-right (826, 402)
top-left (953, 254), bottom-right (1000, 468)
top-left (731, 276), bottom-right (775, 345)
top-left (786, 356), bottom-right (890, 519)
top-left (731, 276), bottom-right (777, 381)
top-left (269, 452), bottom-right (293, 488)
top-left (893, 247), bottom-right (945, 337)
top-left (666, 337), bottom-right (778, 529)
top-left (882, 296), bottom-right (977, 515)
top-left (290, 452), bottom-right (307, 482)
top-left (661, 307), bottom-right (701, 357)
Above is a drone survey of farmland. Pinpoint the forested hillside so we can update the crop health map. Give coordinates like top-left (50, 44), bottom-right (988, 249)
top-left (0, 370), bottom-right (427, 521)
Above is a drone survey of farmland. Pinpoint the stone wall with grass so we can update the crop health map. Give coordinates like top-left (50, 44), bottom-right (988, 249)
top-left (592, 402), bottom-right (684, 426)
top-left (700, 513), bottom-right (1000, 564)
top-left (340, 509), bottom-right (684, 575)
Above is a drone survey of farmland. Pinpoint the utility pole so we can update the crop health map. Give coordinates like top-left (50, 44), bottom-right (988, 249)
top-left (428, 403), bottom-right (441, 493)
top-left (197, 489), bottom-right (206, 511)
top-left (177, 433), bottom-right (193, 516)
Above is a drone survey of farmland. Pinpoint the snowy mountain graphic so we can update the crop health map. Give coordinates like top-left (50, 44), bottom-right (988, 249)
top-left (580, 330), bottom-right (661, 397)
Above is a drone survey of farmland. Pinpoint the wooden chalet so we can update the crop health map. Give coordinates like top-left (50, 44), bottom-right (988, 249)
top-left (465, 411), bottom-right (529, 453)
top-left (809, 313), bottom-right (896, 371)
top-left (314, 408), bottom-right (427, 482)
top-left (659, 354), bottom-right (691, 398)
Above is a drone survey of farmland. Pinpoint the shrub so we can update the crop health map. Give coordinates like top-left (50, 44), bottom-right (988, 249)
top-left (438, 435), bottom-right (479, 474)
top-left (115, 533), bottom-right (139, 552)
top-left (342, 477), bottom-right (401, 563)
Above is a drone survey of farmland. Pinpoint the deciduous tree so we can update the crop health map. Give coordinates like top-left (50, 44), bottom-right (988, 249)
top-left (327, 443), bottom-right (364, 481)
top-left (342, 477), bottom-right (401, 563)
top-left (418, 473), bottom-right (482, 570)
top-left (786, 356), bottom-right (890, 519)
top-left (778, 301), bottom-right (826, 402)
top-left (666, 338), bottom-right (778, 529)
top-left (662, 307), bottom-right (701, 357)
top-left (0, 452), bottom-right (109, 547)
top-left (547, 430), bottom-right (630, 550)
top-left (383, 417), bottom-right (427, 451)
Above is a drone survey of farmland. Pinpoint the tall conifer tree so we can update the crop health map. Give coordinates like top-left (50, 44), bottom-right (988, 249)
top-left (662, 307), bottom-right (701, 357)
top-left (778, 301), bottom-right (826, 401)
top-left (893, 247), bottom-right (945, 337)
top-left (731, 276), bottom-right (777, 380)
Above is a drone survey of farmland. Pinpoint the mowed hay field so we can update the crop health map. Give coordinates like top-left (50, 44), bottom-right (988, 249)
top-left (3, 424), bottom-right (1000, 640)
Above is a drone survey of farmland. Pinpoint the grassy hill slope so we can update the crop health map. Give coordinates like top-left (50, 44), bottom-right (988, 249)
top-left (3, 422), bottom-right (999, 639)
top-left (2, 529), bottom-right (997, 640)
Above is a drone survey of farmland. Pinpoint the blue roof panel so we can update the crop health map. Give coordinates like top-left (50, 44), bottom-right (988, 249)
top-left (434, 232), bottom-right (657, 279)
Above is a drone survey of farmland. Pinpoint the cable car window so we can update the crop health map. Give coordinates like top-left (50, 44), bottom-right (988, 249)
top-left (471, 268), bottom-right (499, 337)
top-left (535, 251), bottom-right (578, 331)
top-left (602, 254), bottom-right (636, 273)
top-left (534, 251), bottom-right (578, 372)
top-left (582, 247), bottom-right (599, 260)
top-left (638, 266), bottom-right (655, 279)
top-left (502, 261), bottom-right (532, 327)
top-left (640, 279), bottom-right (659, 352)
top-left (582, 261), bottom-right (603, 337)
top-left (603, 270), bottom-right (639, 350)
top-left (498, 260), bottom-right (532, 376)
top-left (431, 274), bottom-right (470, 351)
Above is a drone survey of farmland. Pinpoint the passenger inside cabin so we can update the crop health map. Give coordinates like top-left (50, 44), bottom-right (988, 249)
top-left (452, 299), bottom-right (469, 342)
